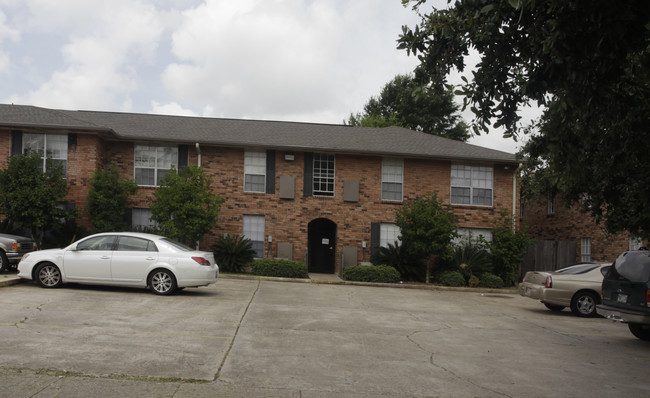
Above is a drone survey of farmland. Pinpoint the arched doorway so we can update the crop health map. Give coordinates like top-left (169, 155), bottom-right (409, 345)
top-left (308, 218), bottom-right (337, 273)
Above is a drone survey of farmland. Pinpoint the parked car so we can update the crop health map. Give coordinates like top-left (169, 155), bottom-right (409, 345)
top-left (519, 263), bottom-right (610, 317)
top-left (597, 249), bottom-right (650, 340)
top-left (0, 233), bottom-right (37, 272)
top-left (17, 232), bottom-right (218, 295)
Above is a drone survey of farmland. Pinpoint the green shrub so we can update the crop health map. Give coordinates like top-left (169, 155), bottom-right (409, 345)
top-left (371, 242), bottom-right (422, 281)
top-left (343, 265), bottom-right (400, 283)
top-left (468, 274), bottom-right (480, 288)
top-left (438, 270), bottom-right (466, 287)
top-left (478, 273), bottom-right (504, 289)
top-left (212, 234), bottom-right (256, 273)
top-left (251, 259), bottom-right (309, 278)
top-left (453, 240), bottom-right (493, 278)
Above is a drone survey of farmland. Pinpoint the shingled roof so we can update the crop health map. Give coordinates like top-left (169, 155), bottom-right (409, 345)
top-left (0, 104), bottom-right (517, 164)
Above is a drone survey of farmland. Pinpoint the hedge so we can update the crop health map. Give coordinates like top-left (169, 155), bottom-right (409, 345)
top-left (343, 265), bottom-right (400, 283)
top-left (251, 259), bottom-right (309, 279)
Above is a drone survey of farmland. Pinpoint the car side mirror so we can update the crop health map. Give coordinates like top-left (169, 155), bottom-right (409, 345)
top-left (68, 244), bottom-right (78, 251)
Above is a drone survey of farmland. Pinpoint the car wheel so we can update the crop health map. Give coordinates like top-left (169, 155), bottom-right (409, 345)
top-left (570, 291), bottom-right (598, 317)
top-left (628, 323), bottom-right (650, 341)
top-left (35, 263), bottom-right (63, 288)
top-left (0, 250), bottom-right (9, 272)
top-left (148, 269), bottom-right (177, 295)
top-left (544, 303), bottom-right (565, 312)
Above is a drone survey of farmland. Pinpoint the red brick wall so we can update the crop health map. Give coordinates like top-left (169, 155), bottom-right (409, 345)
top-left (1, 129), bottom-right (518, 272)
top-left (523, 196), bottom-right (630, 263)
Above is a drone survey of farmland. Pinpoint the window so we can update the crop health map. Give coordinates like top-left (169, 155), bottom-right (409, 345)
top-left (581, 237), bottom-right (591, 262)
top-left (77, 235), bottom-right (116, 251)
top-left (454, 228), bottom-right (493, 246)
top-left (451, 165), bottom-right (493, 206)
top-left (382, 158), bottom-right (403, 201)
top-left (629, 236), bottom-right (644, 251)
top-left (243, 215), bottom-right (265, 258)
top-left (244, 151), bottom-right (266, 192)
top-left (380, 223), bottom-right (401, 248)
top-left (23, 133), bottom-right (68, 174)
top-left (134, 144), bottom-right (178, 186)
top-left (132, 208), bottom-right (157, 230)
top-left (116, 236), bottom-right (157, 252)
top-left (313, 153), bottom-right (335, 196)
top-left (547, 198), bottom-right (556, 215)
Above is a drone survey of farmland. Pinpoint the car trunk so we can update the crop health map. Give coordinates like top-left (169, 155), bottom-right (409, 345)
top-left (524, 271), bottom-right (550, 286)
top-left (602, 279), bottom-right (649, 310)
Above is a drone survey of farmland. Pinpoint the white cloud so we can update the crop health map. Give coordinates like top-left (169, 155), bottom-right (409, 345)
top-left (150, 100), bottom-right (198, 116)
top-left (6, 0), bottom-right (167, 111)
top-left (162, 0), bottom-right (420, 121)
top-left (0, 9), bottom-right (20, 74)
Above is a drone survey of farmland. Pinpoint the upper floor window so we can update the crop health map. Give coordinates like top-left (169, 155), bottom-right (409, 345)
top-left (23, 133), bottom-right (68, 174)
top-left (134, 144), bottom-right (178, 186)
top-left (244, 151), bottom-right (266, 192)
top-left (451, 164), bottom-right (493, 206)
top-left (313, 153), bottom-right (335, 197)
top-left (382, 158), bottom-right (403, 201)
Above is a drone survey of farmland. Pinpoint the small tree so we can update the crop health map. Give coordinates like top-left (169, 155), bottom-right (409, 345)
top-left (487, 210), bottom-right (532, 286)
top-left (150, 166), bottom-right (222, 246)
top-left (87, 164), bottom-right (137, 232)
top-left (0, 151), bottom-right (76, 247)
top-left (395, 193), bottom-right (458, 282)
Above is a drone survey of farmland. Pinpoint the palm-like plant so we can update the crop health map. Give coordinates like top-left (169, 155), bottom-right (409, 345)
top-left (212, 234), bottom-right (256, 273)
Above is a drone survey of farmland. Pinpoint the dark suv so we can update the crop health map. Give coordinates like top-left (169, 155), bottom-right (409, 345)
top-left (597, 249), bottom-right (650, 340)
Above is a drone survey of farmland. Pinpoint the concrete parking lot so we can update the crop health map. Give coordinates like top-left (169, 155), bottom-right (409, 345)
top-left (1, 277), bottom-right (649, 397)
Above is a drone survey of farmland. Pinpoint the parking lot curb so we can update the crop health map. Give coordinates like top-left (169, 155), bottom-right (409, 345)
top-left (0, 274), bottom-right (23, 287)
top-left (220, 273), bottom-right (518, 295)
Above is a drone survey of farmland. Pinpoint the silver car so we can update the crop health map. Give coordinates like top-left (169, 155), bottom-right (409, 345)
top-left (17, 232), bottom-right (218, 295)
top-left (519, 263), bottom-right (610, 317)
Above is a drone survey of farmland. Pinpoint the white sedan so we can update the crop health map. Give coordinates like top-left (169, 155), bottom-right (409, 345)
top-left (17, 232), bottom-right (218, 295)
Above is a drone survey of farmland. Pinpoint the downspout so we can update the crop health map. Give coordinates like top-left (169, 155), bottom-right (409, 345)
top-left (512, 163), bottom-right (521, 231)
top-left (195, 142), bottom-right (202, 250)
top-left (195, 142), bottom-right (201, 167)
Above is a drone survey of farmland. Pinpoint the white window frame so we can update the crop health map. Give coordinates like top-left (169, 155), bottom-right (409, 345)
top-left (450, 164), bottom-right (493, 206)
top-left (382, 158), bottom-right (403, 201)
top-left (243, 215), bottom-right (265, 258)
top-left (313, 153), bottom-right (335, 197)
top-left (547, 198), bottom-right (556, 215)
top-left (244, 151), bottom-right (266, 193)
top-left (134, 144), bottom-right (178, 186)
top-left (132, 208), bottom-right (157, 230)
top-left (453, 228), bottom-right (493, 247)
top-left (581, 237), bottom-right (591, 262)
top-left (23, 133), bottom-right (68, 174)
top-left (380, 223), bottom-right (401, 248)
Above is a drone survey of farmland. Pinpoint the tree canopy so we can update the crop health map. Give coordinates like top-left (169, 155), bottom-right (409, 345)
top-left (86, 164), bottom-right (138, 233)
top-left (398, 0), bottom-right (650, 237)
top-left (150, 165), bottom-right (222, 246)
top-left (0, 151), bottom-right (76, 247)
top-left (347, 74), bottom-right (470, 141)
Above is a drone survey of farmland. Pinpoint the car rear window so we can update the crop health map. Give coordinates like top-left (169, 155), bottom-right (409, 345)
top-left (613, 251), bottom-right (650, 283)
top-left (555, 263), bottom-right (600, 274)
top-left (160, 238), bottom-right (193, 252)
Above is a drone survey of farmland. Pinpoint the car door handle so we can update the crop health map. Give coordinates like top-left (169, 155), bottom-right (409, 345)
top-left (145, 257), bottom-right (156, 261)
top-left (100, 256), bottom-right (111, 260)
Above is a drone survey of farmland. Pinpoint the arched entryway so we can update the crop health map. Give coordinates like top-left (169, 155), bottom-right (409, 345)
top-left (308, 218), bottom-right (337, 273)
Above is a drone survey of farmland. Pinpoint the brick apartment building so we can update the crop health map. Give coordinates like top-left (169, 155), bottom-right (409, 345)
top-left (522, 195), bottom-right (643, 269)
top-left (1, 104), bottom-right (520, 274)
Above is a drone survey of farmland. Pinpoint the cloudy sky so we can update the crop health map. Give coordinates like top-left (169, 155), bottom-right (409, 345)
top-left (0, 0), bottom-right (531, 153)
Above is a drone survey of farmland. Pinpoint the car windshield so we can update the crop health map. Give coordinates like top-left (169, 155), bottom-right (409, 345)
top-left (160, 238), bottom-right (194, 252)
top-left (555, 263), bottom-right (600, 274)
top-left (613, 251), bottom-right (650, 283)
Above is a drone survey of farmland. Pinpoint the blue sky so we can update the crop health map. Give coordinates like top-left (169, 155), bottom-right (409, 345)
top-left (0, 0), bottom-right (532, 153)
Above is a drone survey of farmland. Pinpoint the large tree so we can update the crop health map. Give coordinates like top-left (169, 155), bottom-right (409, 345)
top-left (0, 151), bottom-right (76, 247)
top-left (150, 165), bottom-right (222, 246)
top-left (86, 164), bottom-right (138, 232)
top-left (347, 74), bottom-right (470, 141)
top-left (398, 0), bottom-right (650, 237)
